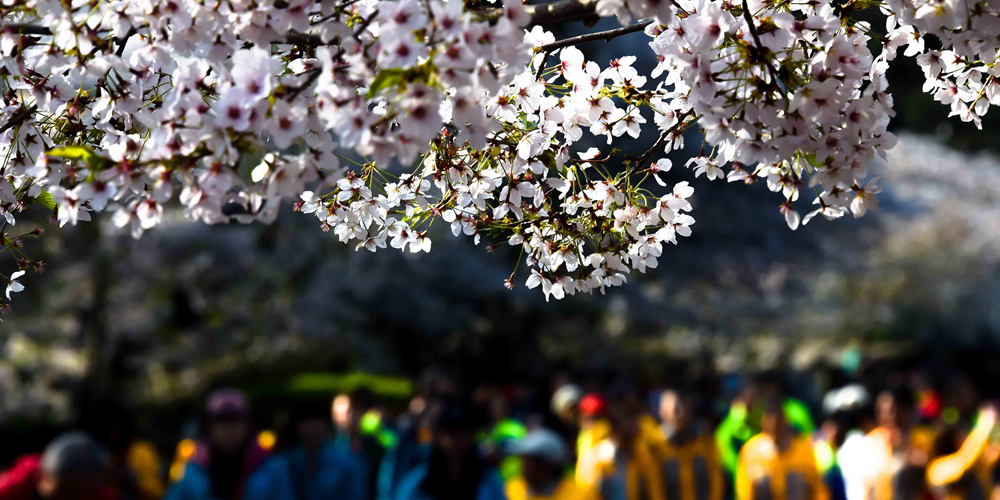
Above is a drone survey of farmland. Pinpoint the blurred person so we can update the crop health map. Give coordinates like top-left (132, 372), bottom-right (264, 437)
top-left (863, 389), bottom-right (935, 500)
top-left (550, 384), bottom-right (583, 426)
top-left (336, 389), bottom-right (390, 500)
top-left (269, 399), bottom-right (359, 500)
top-left (380, 371), bottom-right (458, 500)
top-left (584, 392), bottom-right (667, 500)
top-left (574, 393), bottom-right (612, 488)
top-left (811, 413), bottom-right (849, 500)
top-left (82, 398), bottom-right (165, 500)
top-left (717, 379), bottom-right (815, 481)
top-left (736, 398), bottom-right (828, 500)
top-left (164, 388), bottom-right (274, 500)
top-left (474, 386), bottom-right (528, 481)
top-left (0, 432), bottom-right (119, 500)
top-left (652, 389), bottom-right (724, 500)
top-left (926, 405), bottom-right (999, 500)
top-left (820, 385), bottom-right (873, 500)
top-left (505, 429), bottom-right (598, 500)
top-left (717, 386), bottom-right (757, 480)
top-left (393, 398), bottom-right (506, 500)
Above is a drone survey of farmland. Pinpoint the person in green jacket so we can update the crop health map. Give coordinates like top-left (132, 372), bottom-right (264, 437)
top-left (716, 388), bottom-right (815, 479)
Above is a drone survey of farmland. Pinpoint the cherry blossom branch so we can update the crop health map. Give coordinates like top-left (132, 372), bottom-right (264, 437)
top-left (2, 22), bottom-right (331, 49)
top-left (536, 19), bottom-right (654, 52)
top-left (0, 23), bottom-right (51, 35)
top-left (632, 111), bottom-right (693, 170)
top-left (740, 0), bottom-right (765, 50)
top-left (284, 11), bottom-right (375, 101)
top-left (535, 51), bottom-right (551, 80)
top-left (0, 105), bottom-right (37, 134)
top-left (739, 0), bottom-right (784, 89)
top-left (115, 26), bottom-right (137, 57)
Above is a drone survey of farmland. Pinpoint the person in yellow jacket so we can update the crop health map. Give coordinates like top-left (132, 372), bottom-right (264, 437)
top-left (926, 406), bottom-right (1000, 500)
top-left (652, 390), bottom-right (724, 500)
top-left (125, 440), bottom-right (166, 500)
top-left (574, 393), bottom-right (613, 488)
top-left (737, 399), bottom-right (829, 500)
top-left (865, 390), bottom-right (936, 500)
top-left (506, 428), bottom-right (599, 500)
top-left (581, 398), bottom-right (667, 500)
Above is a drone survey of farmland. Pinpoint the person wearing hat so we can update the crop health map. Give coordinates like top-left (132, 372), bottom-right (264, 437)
top-left (164, 388), bottom-right (276, 500)
top-left (587, 392), bottom-right (667, 500)
top-left (0, 432), bottom-right (120, 500)
top-left (574, 393), bottom-right (612, 489)
top-left (505, 429), bottom-right (598, 500)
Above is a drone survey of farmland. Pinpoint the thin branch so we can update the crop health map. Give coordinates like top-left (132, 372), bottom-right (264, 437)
top-left (4, 22), bottom-right (335, 50)
top-left (115, 26), bottom-right (137, 57)
top-left (285, 11), bottom-right (376, 101)
top-left (0, 23), bottom-right (52, 36)
top-left (536, 20), bottom-right (653, 52)
top-left (286, 68), bottom-right (322, 101)
top-left (740, 0), bottom-right (765, 51)
top-left (740, 0), bottom-right (786, 93)
top-left (352, 10), bottom-right (379, 42)
top-left (0, 105), bottom-right (38, 134)
top-left (632, 110), bottom-right (693, 170)
top-left (283, 30), bottom-right (326, 47)
top-left (534, 50), bottom-right (551, 80)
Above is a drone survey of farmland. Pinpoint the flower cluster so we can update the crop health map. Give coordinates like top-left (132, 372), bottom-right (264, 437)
top-left (885, 0), bottom-right (1000, 128)
top-left (0, 0), bottom-right (995, 309)
top-left (645, 0), bottom-right (895, 229)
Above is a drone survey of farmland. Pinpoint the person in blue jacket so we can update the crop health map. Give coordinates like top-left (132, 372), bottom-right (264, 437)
top-left (393, 398), bottom-right (506, 500)
top-left (165, 388), bottom-right (276, 500)
top-left (267, 400), bottom-right (362, 500)
top-left (335, 389), bottom-right (390, 500)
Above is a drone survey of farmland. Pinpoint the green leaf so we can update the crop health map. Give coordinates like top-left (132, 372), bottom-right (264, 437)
top-left (367, 69), bottom-right (407, 98)
top-left (47, 145), bottom-right (96, 161)
top-left (37, 190), bottom-right (56, 211)
top-left (46, 145), bottom-right (108, 170)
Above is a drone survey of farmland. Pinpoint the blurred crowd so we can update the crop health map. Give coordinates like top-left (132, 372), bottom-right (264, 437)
top-left (2, 367), bottom-right (999, 500)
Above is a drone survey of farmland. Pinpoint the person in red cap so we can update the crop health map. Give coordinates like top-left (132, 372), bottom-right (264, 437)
top-left (574, 393), bottom-right (612, 488)
top-left (0, 432), bottom-right (121, 500)
top-left (164, 388), bottom-right (276, 500)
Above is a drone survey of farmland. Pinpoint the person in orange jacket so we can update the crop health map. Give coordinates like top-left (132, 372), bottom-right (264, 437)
top-left (584, 391), bottom-right (667, 500)
top-left (651, 389), bottom-right (724, 500)
top-left (864, 390), bottom-right (935, 500)
top-left (926, 405), bottom-right (999, 500)
top-left (737, 398), bottom-right (828, 500)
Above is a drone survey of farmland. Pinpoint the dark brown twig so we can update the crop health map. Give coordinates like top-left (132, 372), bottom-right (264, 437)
top-left (534, 50), bottom-right (551, 80)
top-left (632, 110), bottom-right (693, 170)
top-left (115, 26), bottom-right (137, 57)
top-left (0, 105), bottom-right (38, 134)
top-left (536, 20), bottom-right (653, 52)
top-left (0, 23), bottom-right (51, 36)
top-left (740, 0), bottom-right (786, 92)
